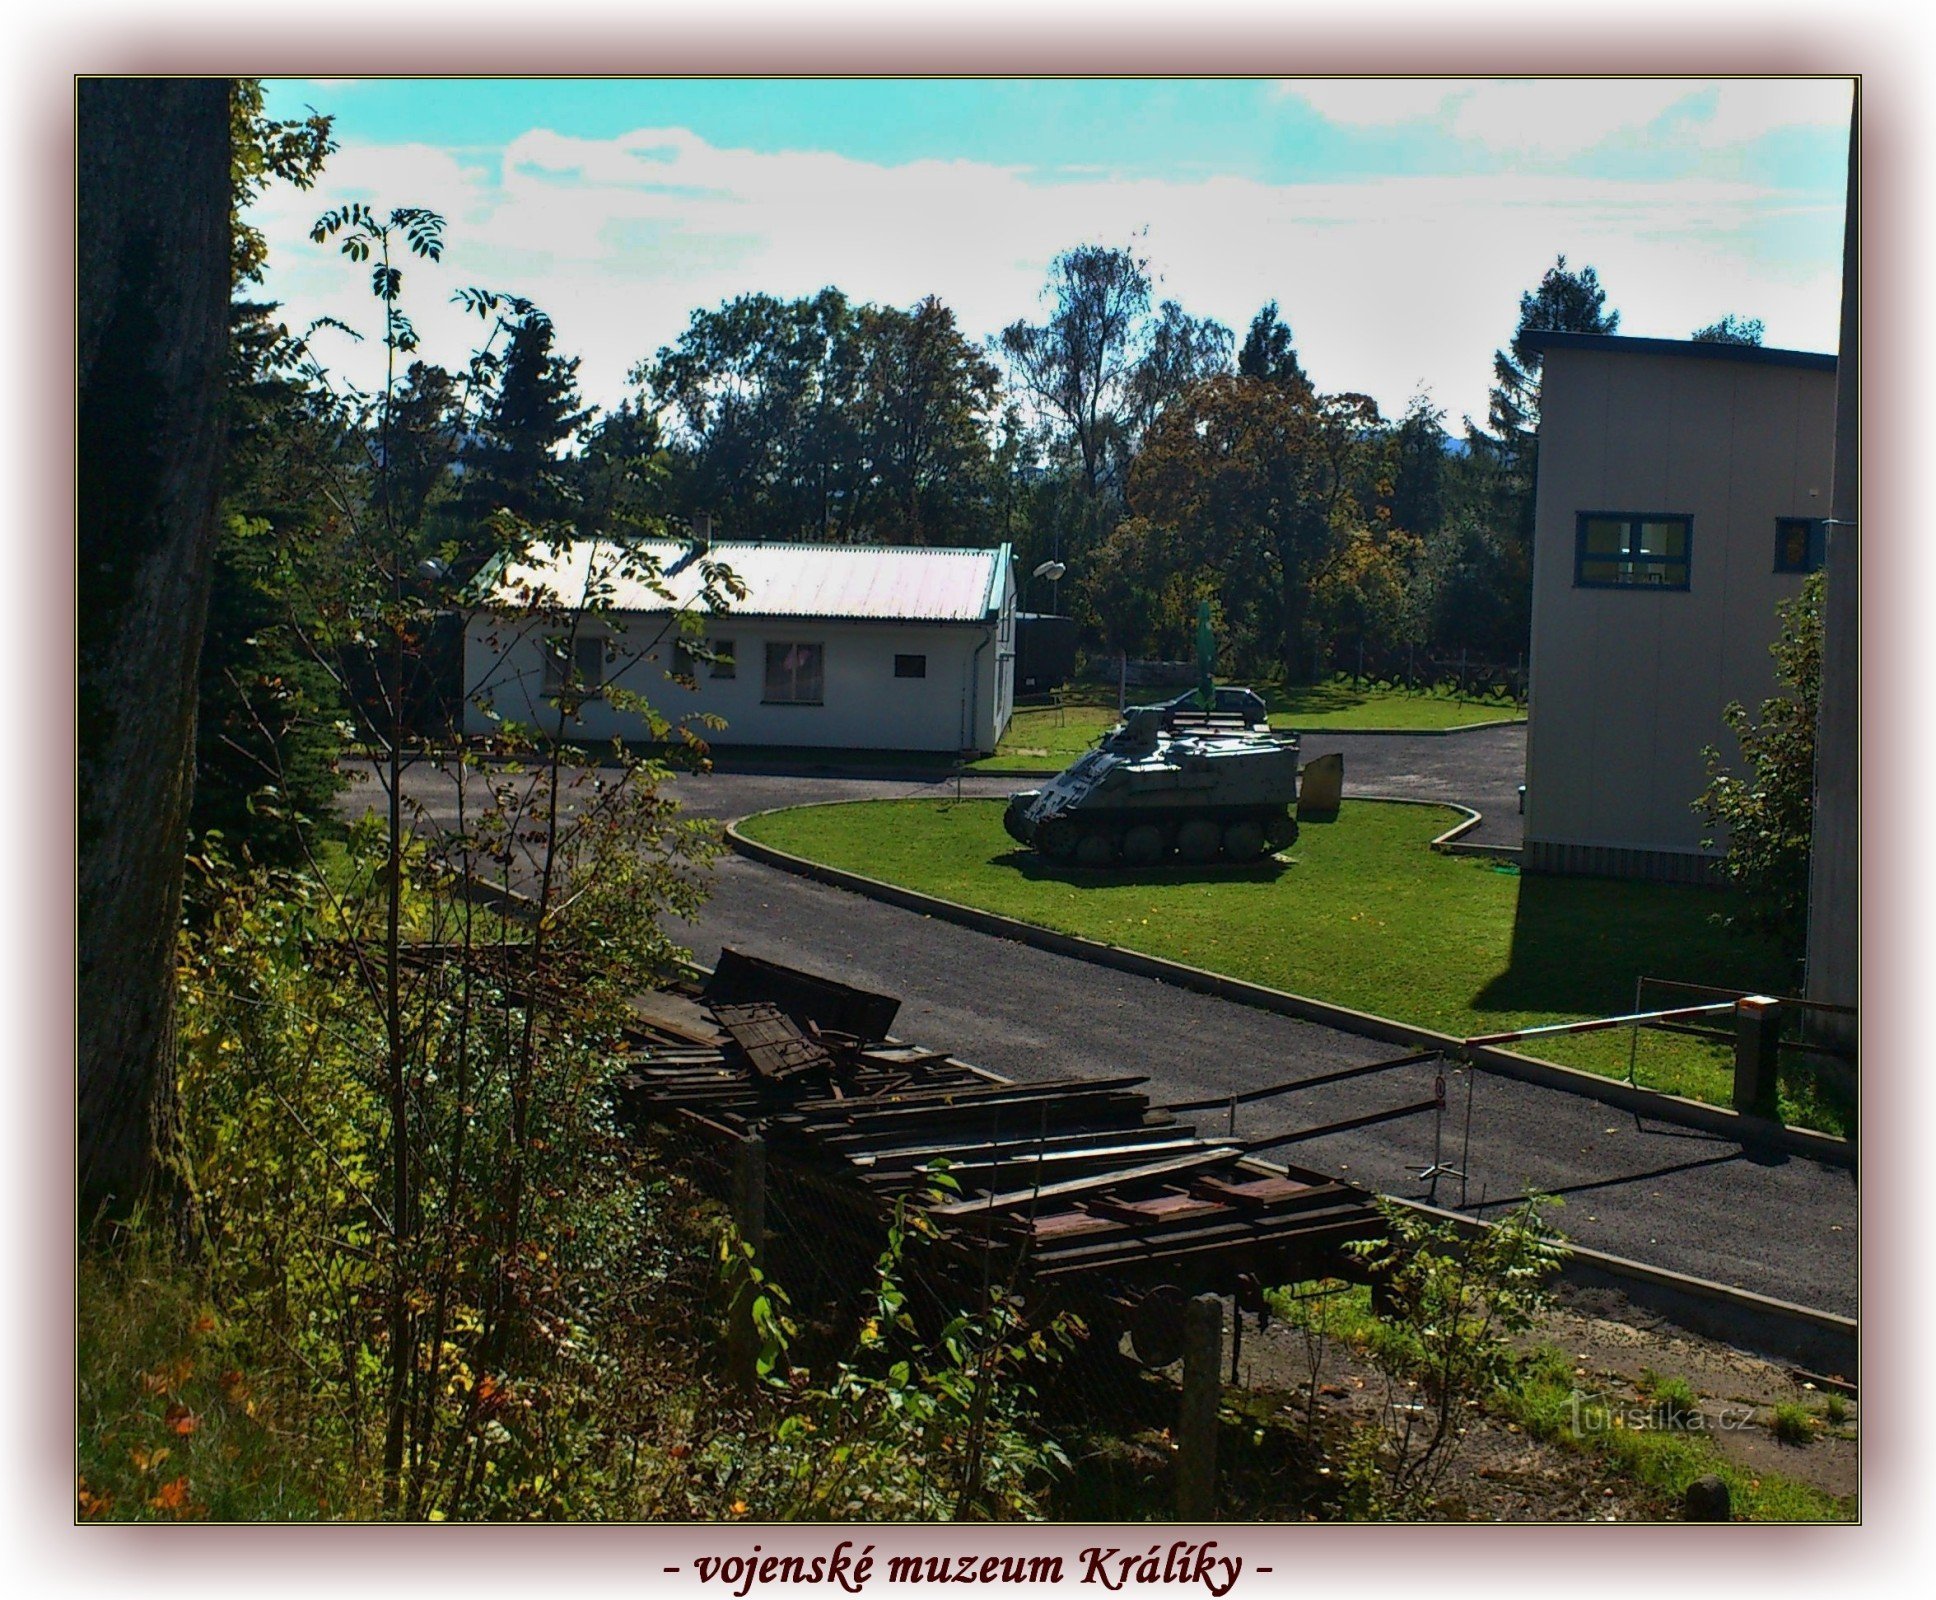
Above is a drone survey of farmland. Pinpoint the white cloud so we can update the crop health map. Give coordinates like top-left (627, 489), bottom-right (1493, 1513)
top-left (249, 121), bottom-right (1845, 439)
top-left (1445, 80), bottom-right (1700, 158)
top-left (1280, 76), bottom-right (1854, 160)
top-left (1275, 79), bottom-right (1471, 126)
top-left (1699, 79), bottom-right (1854, 146)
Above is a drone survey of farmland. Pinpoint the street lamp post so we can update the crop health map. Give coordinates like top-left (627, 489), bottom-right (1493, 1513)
top-left (1031, 558), bottom-right (1066, 616)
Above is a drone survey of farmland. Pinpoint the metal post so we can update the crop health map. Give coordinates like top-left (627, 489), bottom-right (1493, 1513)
top-left (1733, 998), bottom-right (1782, 1118)
top-left (1177, 1294), bottom-right (1223, 1520)
top-left (1627, 975), bottom-right (1644, 1086)
top-left (728, 1132), bottom-right (767, 1388)
top-left (1411, 1060), bottom-right (1461, 1204)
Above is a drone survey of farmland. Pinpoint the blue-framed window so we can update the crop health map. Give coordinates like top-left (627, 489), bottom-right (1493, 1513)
top-left (1774, 517), bottom-right (1826, 574)
top-left (1574, 512), bottom-right (1692, 590)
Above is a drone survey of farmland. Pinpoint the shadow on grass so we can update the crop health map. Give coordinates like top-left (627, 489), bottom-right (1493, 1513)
top-left (1467, 872), bottom-right (1787, 1023)
top-left (992, 848), bottom-right (1294, 889)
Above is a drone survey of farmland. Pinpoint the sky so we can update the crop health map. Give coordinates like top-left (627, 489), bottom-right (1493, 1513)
top-left (249, 76), bottom-right (1854, 439)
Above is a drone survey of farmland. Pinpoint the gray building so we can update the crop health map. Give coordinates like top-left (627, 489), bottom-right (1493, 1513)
top-left (465, 538), bottom-right (1016, 754)
top-left (1521, 332), bottom-right (1836, 881)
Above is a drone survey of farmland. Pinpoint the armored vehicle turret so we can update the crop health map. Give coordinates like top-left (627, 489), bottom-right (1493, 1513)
top-left (1002, 691), bottom-right (1300, 868)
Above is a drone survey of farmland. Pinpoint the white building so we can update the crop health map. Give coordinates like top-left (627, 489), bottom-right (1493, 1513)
top-left (464, 538), bottom-right (1016, 754)
top-left (1521, 332), bottom-right (1837, 882)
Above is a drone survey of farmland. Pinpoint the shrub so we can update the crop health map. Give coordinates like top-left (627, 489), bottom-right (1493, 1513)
top-left (1770, 1402), bottom-right (1815, 1446)
top-left (1339, 1198), bottom-right (1567, 1514)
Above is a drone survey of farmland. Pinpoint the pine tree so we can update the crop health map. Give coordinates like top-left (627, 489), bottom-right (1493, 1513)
top-left (468, 311), bottom-right (592, 526)
top-left (1237, 300), bottom-right (1310, 393)
top-left (1467, 255), bottom-right (1621, 651)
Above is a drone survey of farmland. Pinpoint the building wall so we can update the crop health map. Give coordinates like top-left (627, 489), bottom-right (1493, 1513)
top-left (1523, 346), bottom-right (1836, 875)
top-left (463, 610), bottom-right (1013, 753)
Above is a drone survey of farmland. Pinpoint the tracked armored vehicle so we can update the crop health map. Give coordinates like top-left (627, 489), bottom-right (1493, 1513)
top-left (1002, 689), bottom-right (1300, 868)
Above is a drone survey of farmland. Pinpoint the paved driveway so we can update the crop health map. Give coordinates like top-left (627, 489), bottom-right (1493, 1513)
top-left (341, 726), bottom-right (1856, 1316)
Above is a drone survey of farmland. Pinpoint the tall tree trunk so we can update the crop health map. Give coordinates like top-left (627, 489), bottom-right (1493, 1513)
top-left (77, 78), bottom-right (231, 1227)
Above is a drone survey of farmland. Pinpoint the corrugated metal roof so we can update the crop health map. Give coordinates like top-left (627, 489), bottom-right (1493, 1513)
top-left (485, 539), bottom-right (1009, 623)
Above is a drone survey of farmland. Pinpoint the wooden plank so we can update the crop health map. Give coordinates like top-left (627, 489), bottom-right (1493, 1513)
top-left (1189, 1174), bottom-right (1318, 1206)
top-left (928, 1147), bottom-right (1243, 1219)
top-left (715, 1002), bottom-right (836, 1081)
top-left (1030, 1204), bottom-right (1380, 1276)
top-left (1079, 1192), bottom-right (1229, 1227)
top-left (789, 1073), bottom-right (1149, 1117)
top-left (627, 989), bottom-right (728, 1047)
top-left (1026, 1209), bottom-right (1123, 1242)
top-left (856, 1132), bottom-right (1215, 1177)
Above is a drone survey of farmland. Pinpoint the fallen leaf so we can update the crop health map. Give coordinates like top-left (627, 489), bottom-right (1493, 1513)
top-left (165, 1402), bottom-right (199, 1437)
top-left (150, 1476), bottom-right (192, 1513)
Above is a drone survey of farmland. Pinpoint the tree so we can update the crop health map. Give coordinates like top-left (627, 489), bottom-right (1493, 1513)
top-left (645, 289), bottom-right (864, 538)
top-left (1691, 313), bottom-right (1766, 346)
top-left (1126, 375), bottom-right (1383, 681)
top-left (858, 296), bottom-right (1002, 543)
top-left (79, 77), bottom-right (233, 1224)
top-left (1127, 298), bottom-right (1233, 438)
top-left (1696, 573), bottom-right (1824, 971)
top-left (998, 242), bottom-right (1153, 511)
top-left (1384, 396), bottom-right (1449, 544)
top-left (194, 83), bottom-right (343, 869)
top-left (1462, 255), bottom-right (1620, 655)
top-left (1483, 254), bottom-right (1619, 465)
top-left (465, 310), bottom-right (592, 528)
top-left (230, 78), bottom-right (335, 289)
top-left (191, 303), bottom-right (354, 865)
top-left (644, 289), bottom-right (999, 544)
top-left (1237, 299), bottom-right (1310, 393)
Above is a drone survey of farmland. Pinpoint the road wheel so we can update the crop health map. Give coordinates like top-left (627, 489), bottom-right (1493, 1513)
top-left (1121, 823), bottom-right (1165, 866)
top-left (1263, 811), bottom-right (1297, 852)
top-left (1176, 817), bottom-right (1221, 863)
top-left (1075, 829), bottom-right (1117, 868)
top-left (1222, 818), bottom-right (1266, 862)
top-left (1037, 819), bottom-right (1077, 862)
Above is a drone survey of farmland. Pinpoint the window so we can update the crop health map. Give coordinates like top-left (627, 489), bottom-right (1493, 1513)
top-left (542, 633), bottom-right (605, 697)
top-left (763, 642), bottom-right (824, 704)
top-left (673, 637), bottom-right (737, 679)
top-left (893, 653), bottom-right (927, 679)
top-left (1774, 517), bottom-right (1826, 574)
top-left (1574, 513), bottom-right (1692, 590)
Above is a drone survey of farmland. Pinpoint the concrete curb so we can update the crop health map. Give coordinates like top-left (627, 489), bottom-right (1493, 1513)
top-left (1387, 1196), bottom-right (1856, 1376)
top-left (654, 966), bottom-right (1853, 1366)
top-left (726, 805), bottom-right (1853, 1170)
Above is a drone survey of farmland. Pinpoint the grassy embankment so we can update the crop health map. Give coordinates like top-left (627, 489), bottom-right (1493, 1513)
top-left (737, 797), bottom-right (1845, 1134)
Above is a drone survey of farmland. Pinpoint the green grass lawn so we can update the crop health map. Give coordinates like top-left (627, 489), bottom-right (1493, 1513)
top-left (975, 679), bottom-right (1523, 772)
top-left (737, 797), bottom-right (1846, 1134)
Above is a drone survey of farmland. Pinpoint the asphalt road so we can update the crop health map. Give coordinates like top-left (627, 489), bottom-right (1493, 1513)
top-left (345, 730), bottom-right (1856, 1316)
